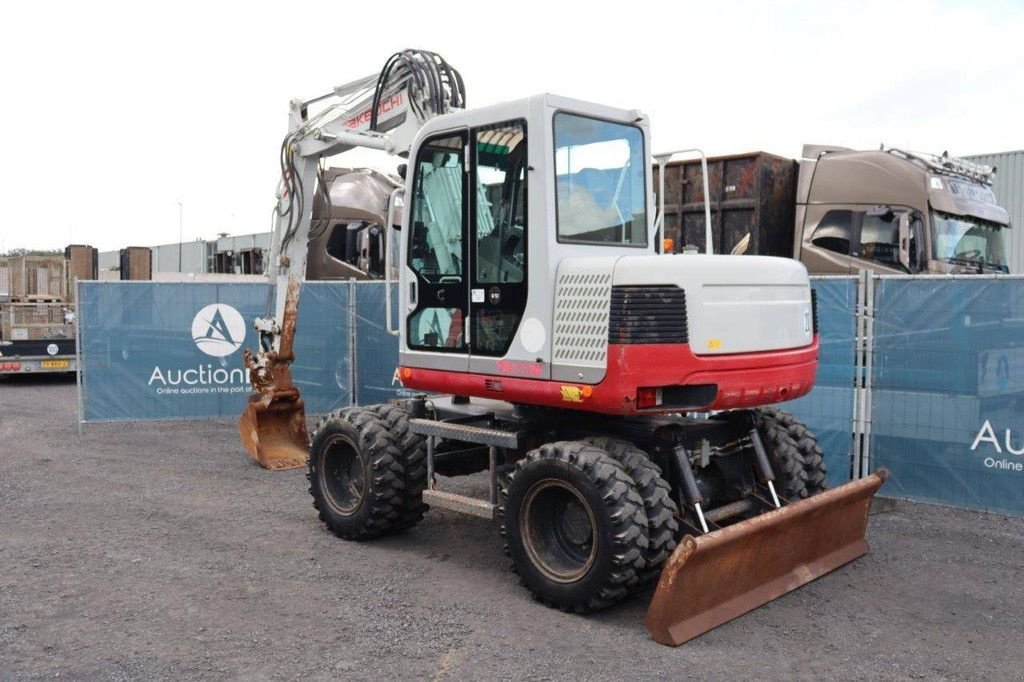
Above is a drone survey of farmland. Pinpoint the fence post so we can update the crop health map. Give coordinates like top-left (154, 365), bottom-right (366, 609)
top-left (349, 278), bottom-right (357, 407)
top-left (862, 274), bottom-right (876, 478)
top-left (75, 277), bottom-right (84, 435)
top-left (851, 271), bottom-right (866, 479)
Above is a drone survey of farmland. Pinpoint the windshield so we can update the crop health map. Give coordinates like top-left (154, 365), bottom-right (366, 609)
top-left (554, 113), bottom-right (647, 246)
top-left (931, 210), bottom-right (1009, 273)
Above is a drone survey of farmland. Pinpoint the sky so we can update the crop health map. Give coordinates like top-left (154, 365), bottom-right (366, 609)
top-left (1, 0), bottom-right (1022, 252)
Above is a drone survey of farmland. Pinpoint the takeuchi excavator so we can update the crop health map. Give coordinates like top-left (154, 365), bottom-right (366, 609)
top-left (238, 49), bottom-right (888, 646)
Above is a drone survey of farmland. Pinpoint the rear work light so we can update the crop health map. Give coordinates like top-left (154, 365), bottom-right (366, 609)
top-left (636, 387), bottom-right (663, 409)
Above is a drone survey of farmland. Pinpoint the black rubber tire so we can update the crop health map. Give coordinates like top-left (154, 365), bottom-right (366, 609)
top-left (307, 408), bottom-right (405, 540)
top-left (500, 441), bottom-right (649, 613)
top-left (754, 410), bottom-right (809, 500)
top-left (761, 408), bottom-right (828, 495)
top-left (584, 436), bottom-right (679, 584)
top-left (371, 403), bottom-right (429, 531)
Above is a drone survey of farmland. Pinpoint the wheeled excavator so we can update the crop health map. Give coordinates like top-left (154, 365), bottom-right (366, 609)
top-left (239, 49), bottom-right (888, 646)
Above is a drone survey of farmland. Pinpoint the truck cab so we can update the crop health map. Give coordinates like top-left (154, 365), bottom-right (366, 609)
top-left (795, 145), bottom-right (1011, 275)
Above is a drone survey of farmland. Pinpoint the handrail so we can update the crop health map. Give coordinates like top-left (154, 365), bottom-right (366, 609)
top-left (384, 187), bottom-right (403, 337)
top-left (652, 148), bottom-right (713, 254)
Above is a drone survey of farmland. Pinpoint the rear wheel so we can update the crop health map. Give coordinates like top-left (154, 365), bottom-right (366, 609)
top-left (501, 441), bottom-right (648, 612)
top-left (584, 436), bottom-right (679, 584)
top-left (762, 408), bottom-right (828, 495)
top-left (307, 408), bottom-right (405, 540)
top-left (371, 403), bottom-right (429, 531)
top-left (755, 409), bottom-right (809, 500)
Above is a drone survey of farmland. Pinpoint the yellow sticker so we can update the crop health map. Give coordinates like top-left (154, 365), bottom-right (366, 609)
top-left (706, 338), bottom-right (722, 350)
top-left (560, 385), bottom-right (584, 403)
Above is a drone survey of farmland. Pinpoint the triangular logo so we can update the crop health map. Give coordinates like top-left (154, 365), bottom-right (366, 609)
top-left (203, 308), bottom-right (235, 345)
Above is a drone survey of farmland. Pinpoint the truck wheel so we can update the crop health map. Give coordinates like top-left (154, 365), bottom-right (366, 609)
top-left (584, 436), bottom-right (679, 584)
top-left (755, 410), bottom-right (809, 500)
top-left (307, 408), bottom-right (404, 540)
top-left (501, 441), bottom-right (648, 613)
top-left (372, 403), bottom-right (429, 531)
top-left (762, 408), bottom-right (828, 495)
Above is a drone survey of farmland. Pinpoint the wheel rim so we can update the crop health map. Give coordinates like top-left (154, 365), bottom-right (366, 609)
top-left (320, 434), bottom-right (365, 515)
top-left (521, 479), bottom-right (597, 583)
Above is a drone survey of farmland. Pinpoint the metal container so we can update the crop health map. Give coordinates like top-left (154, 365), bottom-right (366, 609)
top-left (655, 152), bottom-right (798, 256)
top-left (119, 247), bottom-right (153, 280)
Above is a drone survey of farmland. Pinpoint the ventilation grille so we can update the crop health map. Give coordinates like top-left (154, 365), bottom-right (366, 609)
top-left (608, 286), bottom-right (688, 345)
top-left (810, 287), bottom-right (819, 335)
top-left (552, 272), bottom-right (613, 366)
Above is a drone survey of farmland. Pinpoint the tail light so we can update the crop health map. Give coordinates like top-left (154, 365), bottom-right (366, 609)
top-left (636, 387), bottom-right (663, 409)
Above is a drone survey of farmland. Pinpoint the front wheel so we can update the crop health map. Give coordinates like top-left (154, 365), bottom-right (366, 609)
top-left (307, 408), bottom-right (405, 540)
top-left (501, 441), bottom-right (649, 613)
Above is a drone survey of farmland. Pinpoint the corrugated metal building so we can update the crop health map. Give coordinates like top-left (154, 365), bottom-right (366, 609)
top-left (97, 232), bottom-right (272, 277)
top-left (966, 150), bottom-right (1024, 273)
top-left (151, 241), bottom-right (211, 274)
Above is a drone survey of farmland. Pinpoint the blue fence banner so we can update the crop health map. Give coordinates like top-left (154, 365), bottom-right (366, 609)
top-left (869, 277), bottom-right (1024, 516)
top-left (353, 283), bottom-right (407, 406)
top-left (291, 282), bottom-right (352, 413)
top-left (776, 277), bottom-right (857, 487)
top-left (79, 282), bottom-right (268, 421)
top-left (76, 275), bottom-right (1024, 518)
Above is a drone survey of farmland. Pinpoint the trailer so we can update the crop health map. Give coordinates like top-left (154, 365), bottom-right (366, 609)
top-left (0, 246), bottom-right (96, 375)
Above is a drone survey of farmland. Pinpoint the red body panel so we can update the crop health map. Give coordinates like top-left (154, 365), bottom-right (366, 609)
top-left (400, 337), bottom-right (819, 416)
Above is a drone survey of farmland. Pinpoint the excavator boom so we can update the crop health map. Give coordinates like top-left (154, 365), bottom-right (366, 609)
top-left (239, 50), bottom-right (465, 470)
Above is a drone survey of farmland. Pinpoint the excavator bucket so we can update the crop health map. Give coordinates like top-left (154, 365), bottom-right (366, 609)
top-left (239, 390), bottom-right (310, 470)
top-left (646, 469), bottom-right (888, 646)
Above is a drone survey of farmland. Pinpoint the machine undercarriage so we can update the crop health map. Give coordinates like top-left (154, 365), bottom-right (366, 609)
top-left (305, 395), bottom-right (886, 644)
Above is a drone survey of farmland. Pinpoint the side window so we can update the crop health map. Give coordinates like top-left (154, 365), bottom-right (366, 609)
top-left (409, 135), bottom-right (465, 282)
top-left (856, 209), bottom-right (901, 268)
top-left (554, 113), bottom-right (647, 246)
top-left (407, 132), bottom-right (466, 351)
top-left (475, 121), bottom-right (526, 284)
top-left (810, 210), bottom-right (853, 255)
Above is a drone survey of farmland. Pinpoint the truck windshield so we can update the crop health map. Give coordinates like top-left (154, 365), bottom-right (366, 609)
top-left (554, 113), bottom-right (647, 246)
top-left (931, 211), bottom-right (1009, 273)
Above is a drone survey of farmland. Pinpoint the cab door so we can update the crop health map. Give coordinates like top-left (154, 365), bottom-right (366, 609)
top-left (404, 129), bottom-right (470, 371)
top-left (468, 120), bottom-right (529, 371)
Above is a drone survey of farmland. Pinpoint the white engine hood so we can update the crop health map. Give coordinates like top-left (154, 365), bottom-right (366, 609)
top-left (613, 254), bottom-right (814, 355)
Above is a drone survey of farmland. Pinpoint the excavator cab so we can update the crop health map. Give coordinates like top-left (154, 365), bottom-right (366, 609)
top-left (240, 53), bottom-right (887, 646)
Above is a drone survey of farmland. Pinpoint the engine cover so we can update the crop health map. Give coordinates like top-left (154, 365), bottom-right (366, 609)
top-left (612, 254), bottom-right (814, 356)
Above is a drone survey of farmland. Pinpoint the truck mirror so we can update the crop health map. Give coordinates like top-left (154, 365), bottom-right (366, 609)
top-left (397, 163), bottom-right (407, 180)
top-left (897, 212), bottom-right (912, 271)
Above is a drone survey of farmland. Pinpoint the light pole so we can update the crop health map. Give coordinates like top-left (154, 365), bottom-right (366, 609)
top-left (177, 201), bottom-right (184, 273)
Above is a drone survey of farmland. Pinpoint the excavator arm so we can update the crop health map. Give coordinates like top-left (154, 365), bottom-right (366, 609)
top-left (240, 49), bottom-right (465, 470)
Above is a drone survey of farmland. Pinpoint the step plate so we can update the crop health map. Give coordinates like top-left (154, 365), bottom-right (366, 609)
top-left (423, 489), bottom-right (496, 520)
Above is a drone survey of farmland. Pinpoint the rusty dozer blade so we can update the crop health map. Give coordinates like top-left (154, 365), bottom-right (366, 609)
top-left (646, 469), bottom-right (889, 646)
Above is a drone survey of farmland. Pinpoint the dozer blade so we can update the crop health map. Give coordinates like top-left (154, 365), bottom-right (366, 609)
top-left (239, 390), bottom-right (310, 471)
top-left (646, 469), bottom-right (888, 646)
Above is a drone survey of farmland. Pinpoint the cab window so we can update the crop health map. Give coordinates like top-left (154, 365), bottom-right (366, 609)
top-left (554, 113), bottom-right (647, 246)
top-left (810, 210), bottom-right (853, 255)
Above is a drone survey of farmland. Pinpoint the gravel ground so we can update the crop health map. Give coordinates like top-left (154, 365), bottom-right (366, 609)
top-left (2, 375), bottom-right (1023, 680)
